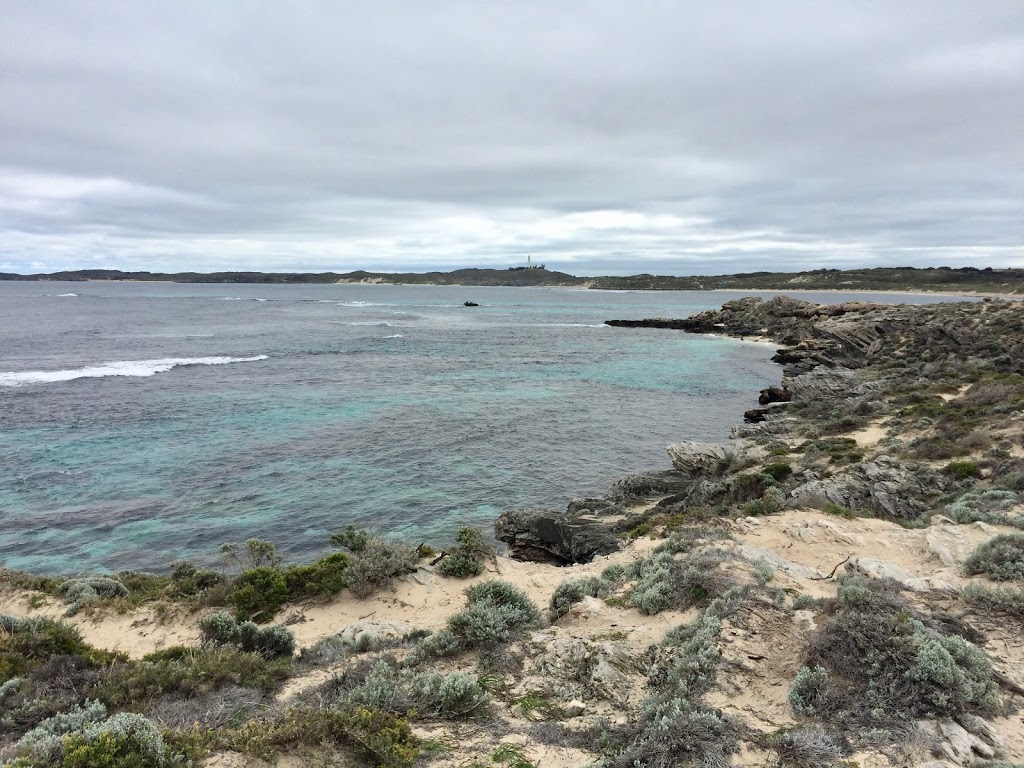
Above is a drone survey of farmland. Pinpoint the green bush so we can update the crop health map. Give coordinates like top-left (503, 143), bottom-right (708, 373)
top-left (256, 705), bottom-right (419, 767)
top-left (762, 462), bottom-right (794, 481)
top-left (653, 526), bottom-right (732, 555)
top-left (330, 525), bottom-right (370, 553)
top-left (283, 551), bottom-right (349, 600)
top-left (404, 629), bottom-right (463, 667)
top-left (237, 621), bottom-right (296, 660)
top-left (95, 646), bottom-right (291, 707)
top-left (788, 665), bottom-right (830, 716)
top-left (229, 566), bottom-right (288, 621)
top-left (199, 612), bottom-right (295, 659)
top-left (169, 560), bottom-right (225, 597)
top-left (964, 534), bottom-right (1024, 581)
top-left (1, 616), bottom-right (117, 684)
top-left (436, 526), bottom-right (493, 578)
top-left (768, 726), bottom-right (843, 768)
top-left (944, 460), bottom-right (981, 480)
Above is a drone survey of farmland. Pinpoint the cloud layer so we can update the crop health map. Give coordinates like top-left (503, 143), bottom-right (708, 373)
top-left (1, 1), bottom-right (1022, 274)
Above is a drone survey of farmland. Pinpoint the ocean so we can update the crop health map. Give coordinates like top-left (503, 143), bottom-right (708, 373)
top-left (0, 281), bottom-right (969, 574)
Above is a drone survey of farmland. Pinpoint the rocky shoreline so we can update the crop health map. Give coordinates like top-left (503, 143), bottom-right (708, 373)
top-left (3, 295), bottom-right (1024, 767)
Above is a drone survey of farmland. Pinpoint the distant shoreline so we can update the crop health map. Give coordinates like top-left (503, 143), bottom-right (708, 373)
top-left (2, 265), bottom-right (1022, 296)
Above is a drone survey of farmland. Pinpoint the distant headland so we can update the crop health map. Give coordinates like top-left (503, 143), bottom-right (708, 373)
top-left (2, 265), bottom-right (1023, 294)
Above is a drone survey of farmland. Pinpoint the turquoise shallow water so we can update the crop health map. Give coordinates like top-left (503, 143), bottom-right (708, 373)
top-left (0, 282), bottom-right (967, 574)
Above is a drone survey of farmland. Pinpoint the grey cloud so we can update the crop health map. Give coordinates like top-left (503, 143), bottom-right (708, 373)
top-left (0, 1), bottom-right (1022, 274)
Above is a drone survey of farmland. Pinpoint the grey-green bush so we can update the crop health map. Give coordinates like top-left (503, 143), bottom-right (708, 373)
top-left (12, 699), bottom-right (108, 764)
top-left (628, 549), bottom-right (734, 615)
top-left (945, 489), bottom-right (1022, 528)
top-left (346, 538), bottom-right (419, 599)
top-left (549, 576), bottom-right (605, 621)
top-left (964, 534), bottom-right (1024, 581)
top-left (447, 580), bottom-right (541, 649)
top-left (793, 576), bottom-right (999, 725)
top-left (57, 577), bottom-right (129, 616)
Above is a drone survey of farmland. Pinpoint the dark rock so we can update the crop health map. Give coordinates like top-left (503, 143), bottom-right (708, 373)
top-left (606, 470), bottom-right (691, 500)
top-left (758, 385), bottom-right (792, 405)
top-left (744, 402), bottom-right (790, 423)
top-left (494, 508), bottom-right (623, 564)
top-left (566, 497), bottom-right (626, 516)
top-left (463, 301), bottom-right (479, 307)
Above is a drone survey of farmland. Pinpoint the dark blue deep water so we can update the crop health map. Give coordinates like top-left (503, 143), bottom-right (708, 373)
top-left (0, 282), bottom-right (965, 574)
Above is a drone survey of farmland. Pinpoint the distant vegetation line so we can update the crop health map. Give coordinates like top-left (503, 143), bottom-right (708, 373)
top-left (2, 266), bottom-right (1023, 293)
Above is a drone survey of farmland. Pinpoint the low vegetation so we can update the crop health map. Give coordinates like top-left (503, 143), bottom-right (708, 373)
top-left (788, 576), bottom-right (999, 742)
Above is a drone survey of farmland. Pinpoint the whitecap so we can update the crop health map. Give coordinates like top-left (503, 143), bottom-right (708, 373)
top-left (0, 356), bottom-right (268, 387)
top-left (345, 321), bottom-right (392, 327)
top-left (57, 293), bottom-right (78, 297)
top-left (381, 334), bottom-right (405, 339)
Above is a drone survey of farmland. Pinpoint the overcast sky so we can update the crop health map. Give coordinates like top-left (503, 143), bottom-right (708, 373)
top-left (1, 2), bottom-right (1022, 275)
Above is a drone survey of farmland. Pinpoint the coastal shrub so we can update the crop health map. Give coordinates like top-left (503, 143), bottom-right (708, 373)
top-left (788, 666), bottom-right (830, 717)
top-left (345, 538), bottom-right (419, 599)
top-left (628, 549), bottom-right (734, 615)
top-left (330, 525), bottom-right (370, 553)
top-left (219, 704), bottom-right (420, 767)
top-left (95, 646), bottom-right (291, 707)
top-left (762, 462), bottom-right (794, 482)
top-left (199, 611), bottom-right (242, 646)
top-left (61, 712), bottom-right (178, 768)
top-left (436, 526), bottom-right (493, 579)
top-left (199, 612), bottom-right (295, 659)
top-left (283, 551), bottom-right (349, 600)
top-left (169, 560), bottom-right (225, 597)
top-left (946, 489), bottom-right (1022, 528)
top-left (963, 582), bottom-right (1024, 620)
top-left (653, 526), bottom-right (732, 555)
top-left (404, 628), bottom-right (463, 667)
top-left (1, 616), bottom-right (116, 684)
top-left (58, 577), bottom-right (129, 616)
top-left (908, 435), bottom-right (968, 461)
top-left (238, 621), bottom-right (296, 659)
top-left (311, 657), bottom-right (489, 720)
top-left (741, 486), bottom-right (786, 516)
top-left (447, 580), bottom-right (541, 650)
top-left (792, 576), bottom-right (999, 725)
top-left (549, 576), bottom-right (605, 620)
top-left (408, 670), bottom-right (491, 718)
top-left (229, 566), bottom-right (288, 621)
top-left (964, 534), bottom-right (1024, 581)
top-left (768, 726), bottom-right (843, 768)
top-left (944, 460), bottom-right (981, 480)
top-left (658, 613), bottom-right (723, 699)
top-left (220, 538), bottom-right (282, 570)
top-left (11, 700), bottom-right (109, 764)
top-left (607, 700), bottom-right (739, 768)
